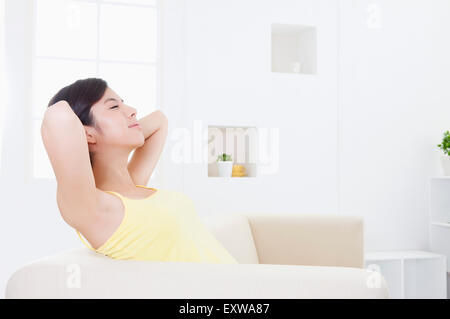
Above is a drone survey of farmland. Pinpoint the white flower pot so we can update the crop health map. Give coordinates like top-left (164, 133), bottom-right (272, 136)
top-left (440, 155), bottom-right (450, 176)
top-left (217, 161), bottom-right (233, 177)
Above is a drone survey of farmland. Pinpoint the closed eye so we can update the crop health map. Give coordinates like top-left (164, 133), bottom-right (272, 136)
top-left (110, 105), bottom-right (119, 109)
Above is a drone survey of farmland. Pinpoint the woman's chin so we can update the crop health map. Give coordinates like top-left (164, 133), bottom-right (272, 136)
top-left (136, 137), bottom-right (146, 147)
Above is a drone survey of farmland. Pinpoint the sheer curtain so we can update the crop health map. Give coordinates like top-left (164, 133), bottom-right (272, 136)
top-left (0, 0), bottom-right (5, 177)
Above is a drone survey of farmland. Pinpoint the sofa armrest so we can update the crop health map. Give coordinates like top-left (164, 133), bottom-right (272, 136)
top-left (5, 248), bottom-right (387, 299)
top-left (245, 213), bottom-right (364, 268)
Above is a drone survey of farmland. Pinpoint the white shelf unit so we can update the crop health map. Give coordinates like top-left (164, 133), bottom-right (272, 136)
top-left (428, 177), bottom-right (450, 275)
top-left (365, 250), bottom-right (447, 299)
top-left (271, 23), bottom-right (317, 75)
top-left (207, 125), bottom-right (258, 178)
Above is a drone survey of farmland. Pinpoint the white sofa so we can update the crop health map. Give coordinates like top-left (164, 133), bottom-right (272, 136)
top-left (5, 213), bottom-right (389, 298)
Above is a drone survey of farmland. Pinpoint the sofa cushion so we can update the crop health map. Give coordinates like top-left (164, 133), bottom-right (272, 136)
top-left (200, 213), bottom-right (259, 264)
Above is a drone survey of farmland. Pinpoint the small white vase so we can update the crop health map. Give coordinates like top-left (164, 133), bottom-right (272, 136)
top-left (440, 155), bottom-right (450, 176)
top-left (217, 161), bottom-right (233, 177)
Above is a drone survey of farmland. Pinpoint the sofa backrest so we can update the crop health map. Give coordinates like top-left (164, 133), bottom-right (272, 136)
top-left (244, 213), bottom-right (364, 268)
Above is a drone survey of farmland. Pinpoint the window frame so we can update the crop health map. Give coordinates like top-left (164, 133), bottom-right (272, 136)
top-left (30, 0), bottom-right (163, 184)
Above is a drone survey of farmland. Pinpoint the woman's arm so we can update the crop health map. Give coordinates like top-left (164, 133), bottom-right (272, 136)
top-left (127, 110), bottom-right (168, 186)
top-left (41, 101), bottom-right (100, 229)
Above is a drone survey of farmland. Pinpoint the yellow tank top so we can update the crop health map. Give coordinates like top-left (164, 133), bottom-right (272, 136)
top-left (75, 185), bottom-right (238, 264)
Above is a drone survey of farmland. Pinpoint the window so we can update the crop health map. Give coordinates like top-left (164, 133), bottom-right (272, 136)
top-left (32, 0), bottom-right (160, 182)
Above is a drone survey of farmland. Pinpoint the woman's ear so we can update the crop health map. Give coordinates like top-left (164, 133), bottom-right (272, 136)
top-left (84, 126), bottom-right (97, 146)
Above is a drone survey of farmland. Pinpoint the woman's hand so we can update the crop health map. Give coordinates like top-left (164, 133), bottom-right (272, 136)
top-left (127, 109), bottom-right (168, 185)
top-left (138, 109), bottom-right (168, 140)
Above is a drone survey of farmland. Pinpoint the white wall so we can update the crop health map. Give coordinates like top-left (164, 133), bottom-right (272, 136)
top-left (1, 0), bottom-right (450, 298)
top-left (182, 0), bottom-right (340, 218)
top-left (339, 0), bottom-right (450, 252)
top-left (180, 0), bottom-right (450, 251)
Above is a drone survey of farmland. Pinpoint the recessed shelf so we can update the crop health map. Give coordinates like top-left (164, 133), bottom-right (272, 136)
top-left (271, 23), bottom-right (317, 75)
top-left (207, 125), bottom-right (258, 178)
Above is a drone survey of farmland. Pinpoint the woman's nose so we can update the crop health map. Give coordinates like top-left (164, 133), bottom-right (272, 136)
top-left (127, 106), bottom-right (137, 117)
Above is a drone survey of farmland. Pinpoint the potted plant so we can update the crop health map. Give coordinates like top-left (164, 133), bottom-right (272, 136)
top-left (216, 153), bottom-right (233, 177)
top-left (437, 130), bottom-right (450, 175)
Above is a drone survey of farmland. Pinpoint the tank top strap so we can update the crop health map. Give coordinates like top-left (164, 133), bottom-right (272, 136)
top-left (76, 229), bottom-right (96, 251)
top-left (135, 184), bottom-right (157, 190)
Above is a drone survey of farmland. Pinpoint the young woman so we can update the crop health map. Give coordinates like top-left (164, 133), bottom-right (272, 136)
top-left (41, 78), bottom-right (238, 263)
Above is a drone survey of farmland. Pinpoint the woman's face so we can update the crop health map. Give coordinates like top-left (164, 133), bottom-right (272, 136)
top-left (85, 86), bottom-right (145, 153)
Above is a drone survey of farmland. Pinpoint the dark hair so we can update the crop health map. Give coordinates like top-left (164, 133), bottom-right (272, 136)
top-left (47, 77), bottom-right (108, 167)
